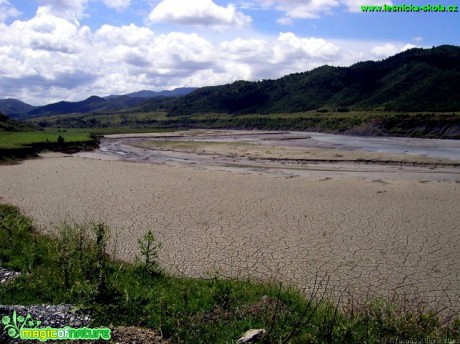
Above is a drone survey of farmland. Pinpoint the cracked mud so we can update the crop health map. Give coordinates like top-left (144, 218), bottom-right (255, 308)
top-left (1, 130), bottom-right (459, 319)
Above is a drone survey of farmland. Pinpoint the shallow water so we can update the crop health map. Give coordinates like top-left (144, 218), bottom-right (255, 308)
top-left (306, 132), bottom-right (460, 160)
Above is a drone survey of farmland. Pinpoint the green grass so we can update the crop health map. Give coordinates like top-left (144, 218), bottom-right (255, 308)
top-left (26, 111), bottom-right (169, 129)
top-left (0, 204), bottom-right (459, 343)
top-left (0, 130), bottom-right (91, 149)
top-left (0, 127), bottom-right (177, 150)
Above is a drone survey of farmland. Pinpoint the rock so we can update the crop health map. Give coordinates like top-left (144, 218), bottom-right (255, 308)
top-left (0, 266), bottom-right (20, 284)
top-left (237, 329), bottom-right (266, 343)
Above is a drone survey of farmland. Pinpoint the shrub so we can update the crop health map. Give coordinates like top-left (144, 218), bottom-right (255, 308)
top-left (136, 230), bottom-right (161, 276)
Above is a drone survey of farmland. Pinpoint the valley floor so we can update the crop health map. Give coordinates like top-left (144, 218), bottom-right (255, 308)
top-left (1, 130), bottom-right (459, 320)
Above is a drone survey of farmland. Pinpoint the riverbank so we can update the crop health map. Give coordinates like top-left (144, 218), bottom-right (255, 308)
top-left (0, 136), bottom-right (99, 162)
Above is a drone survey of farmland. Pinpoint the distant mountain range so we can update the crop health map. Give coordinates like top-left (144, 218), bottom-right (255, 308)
top-left (0, 99), bottom-right (37, 118)
top-left (0, 88), bottom-right (197, 119)
top-left (104, 87), bottom-right (197, 99)
top-left (1, 45), bottom-right (460, 120)
top-left (25, 95), bottom-right (146, 118)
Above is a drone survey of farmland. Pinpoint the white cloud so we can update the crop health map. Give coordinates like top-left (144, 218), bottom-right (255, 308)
top-left (36, 0), bottom-right (132, 20)
top-left (413, 36), bottom-right (423, 42)
top-left (253, 0), bottom-right (340, 19)
top-left (95, 24), bottom-right (155, 46)
top-left (237, 1), bottom-right (271, 10)
top-left (37, 0), bottom-right (89, 20)
top-left (280, 0), bottom-right (340, 18)
top-left (0, 0), bottom-right (20, 22)
top-left (148, 0), bottom-right (251, 29)
top-left (371, 43), bottom-right (398, 58)
top-left (370, 43), bottom-right (418, 58)
top-left (270, 32), bottom-right (340, 68)
top-left (102, 0), bottom-right (131, 12)
top-left (276, 17), bottom-right (293, 25)
top-left (4, 10), bottom-right (91, 54)
top-left (401, 44), bottom-right (417, 52)
top-left (217, 33), bottom-right (341, 80)
top-left (0, 10), bottom-right (95, 103)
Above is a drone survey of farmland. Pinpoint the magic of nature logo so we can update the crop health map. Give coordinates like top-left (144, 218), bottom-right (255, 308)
top-left (2, 310), bottom-right (111, 342)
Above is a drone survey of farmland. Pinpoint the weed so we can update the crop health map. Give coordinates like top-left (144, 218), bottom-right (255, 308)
top-left (136, 230), bottom-right (161, 276)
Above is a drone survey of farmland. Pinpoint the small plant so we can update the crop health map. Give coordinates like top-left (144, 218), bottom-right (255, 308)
top-left (55, 222), bottom-right (116, 304)
top-left (136, 230), bottom-right (161, 276)
top-left (92, 223), bottom-right (114, 303)
top-left (57, 135), bottom-right (65, 144)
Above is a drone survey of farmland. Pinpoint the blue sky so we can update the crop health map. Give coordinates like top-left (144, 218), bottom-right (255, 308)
top-left (0, 0), bottom-right (459, 104)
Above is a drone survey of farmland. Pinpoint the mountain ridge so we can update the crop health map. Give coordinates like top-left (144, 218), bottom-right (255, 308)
top-left (164, 45), bottom-right (460, 116)
top-left (0, 99), bottom-right (37, 118)
top-left (104, 87), bottom-right (197, 99)
top-left (0, 87), bottom-right (197, 118)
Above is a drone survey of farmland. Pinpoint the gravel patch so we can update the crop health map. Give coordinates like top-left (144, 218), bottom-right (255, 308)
top-left (0, 266), bottom-right (20, 284)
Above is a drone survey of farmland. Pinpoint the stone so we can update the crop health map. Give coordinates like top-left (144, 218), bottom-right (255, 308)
top-left (237, 329), bottom-right (266, 343)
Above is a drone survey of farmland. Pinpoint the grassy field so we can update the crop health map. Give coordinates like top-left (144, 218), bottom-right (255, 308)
top-left (26, 111), bottom-right (169, 129)
top-left (0, 130), bottom-right (91, 149)
top-left (0, 204), bottom-right (459, 343)
top-left (0, 127), bottom-right (178, 150)
top-left (66, 127), bottom-right (177, 135)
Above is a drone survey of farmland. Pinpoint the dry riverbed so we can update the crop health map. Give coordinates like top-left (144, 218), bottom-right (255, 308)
top-left (1, 130), bottom-right (459, 319)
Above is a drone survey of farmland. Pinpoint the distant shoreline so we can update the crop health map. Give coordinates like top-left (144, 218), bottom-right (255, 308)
top-left (0, 138), bottom-right (99, 162)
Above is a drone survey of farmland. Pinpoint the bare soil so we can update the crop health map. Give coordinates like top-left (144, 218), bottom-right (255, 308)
top-left (1, 130), bottom-right (459, 319)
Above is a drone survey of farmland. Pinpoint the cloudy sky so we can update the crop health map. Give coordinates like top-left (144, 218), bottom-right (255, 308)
top-left (1, 0), bottom-right (459, 105)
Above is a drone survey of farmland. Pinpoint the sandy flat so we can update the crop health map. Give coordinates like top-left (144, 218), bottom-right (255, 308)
top-left (77, 130), bottom-right (460, 182)
top-left (1, 150), bottom-right (459, 319)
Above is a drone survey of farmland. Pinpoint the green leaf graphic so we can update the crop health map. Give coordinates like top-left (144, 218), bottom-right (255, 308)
top-left (2, 311), bottom-right (41, 338)
top-left (2, 316), bottom-right (11, 326)
top-left (8, 327), bottom-right (19, 338)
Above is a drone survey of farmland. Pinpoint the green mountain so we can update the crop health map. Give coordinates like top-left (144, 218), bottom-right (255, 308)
top-left (165, 45), bottom-right (460, 116)
top-left (106, 87), bottom-right (197, 99)
top-left (26, 95), bottom-right (146, 118)
top-left (0, 99), bottom-right (37, 118)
